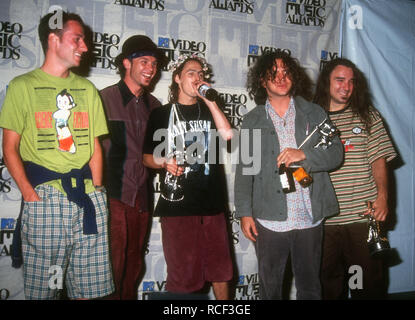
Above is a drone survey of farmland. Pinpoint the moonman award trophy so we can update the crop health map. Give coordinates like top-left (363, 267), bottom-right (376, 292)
top-left (290, 118), bottom-right (339, 187)
top-left (161, 151), bottom-right (186, 202)
top-left (298, 118), bottom-right (339, 150)
top-left (361, 201), bottom-right (391, 257)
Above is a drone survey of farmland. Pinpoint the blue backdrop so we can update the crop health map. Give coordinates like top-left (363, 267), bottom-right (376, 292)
top-left (341, 0), bottom-right (415, 293)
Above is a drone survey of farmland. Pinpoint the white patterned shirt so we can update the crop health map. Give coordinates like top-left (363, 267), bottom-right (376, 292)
top-left (257, 98), bottom-right (321, 232)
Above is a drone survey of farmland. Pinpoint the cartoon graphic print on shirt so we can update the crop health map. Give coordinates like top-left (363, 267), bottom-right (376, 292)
top-left (53, 89), bottom-right (76, 153)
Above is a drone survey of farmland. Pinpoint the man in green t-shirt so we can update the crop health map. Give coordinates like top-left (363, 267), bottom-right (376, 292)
top-left (0, 11), bottom-right (114, 300)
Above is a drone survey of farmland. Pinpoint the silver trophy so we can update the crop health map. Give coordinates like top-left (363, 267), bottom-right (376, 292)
top-left (298, 118), bottom-right (339, 150)
top-left (313, 121), bottom-right (339, 149)
top-left (161, 150), bottom-right (186, 202)
top-left (361, 201), bottom-right (391, 257)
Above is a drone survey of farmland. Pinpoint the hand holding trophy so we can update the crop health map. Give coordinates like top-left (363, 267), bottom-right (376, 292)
top-left (361, 201), bottom-right (391, 257)
top-left (287, 118), bottom-right (339, 189)
top-left (161, 150), bottom-right (187, 202)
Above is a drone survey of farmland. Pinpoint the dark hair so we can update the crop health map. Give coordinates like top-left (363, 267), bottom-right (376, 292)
top-left (246, 51), bottom-right (313, 105)
top-left (313, 58), bottom-right (373, 132)
top-left (38, 10), bottom-right (85, 55)
top-left (167, 58), bottom-right (212, 104)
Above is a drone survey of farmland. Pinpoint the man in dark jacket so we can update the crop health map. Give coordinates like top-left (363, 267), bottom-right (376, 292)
top-left (235, 51), bottom-right (343, 300)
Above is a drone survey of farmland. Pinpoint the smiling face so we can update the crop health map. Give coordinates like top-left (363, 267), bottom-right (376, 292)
top-left (124, 55), bottom-right (158, 92)
top-left (54, 20), bottom-right (88, 69)
top-left (261, 58), bottom-right (293, 99)
top-left (329, 65), bottom-right (355, 111)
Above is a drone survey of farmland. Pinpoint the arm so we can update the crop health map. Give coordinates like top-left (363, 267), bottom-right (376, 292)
top-left (235, 160), bottom-right (257, 242)
top-left (89, 137), bottom-right (104, 187)
top-left (370, 157), bottom-right (389, 221)
top-left (277, 148), bottom-right (306, 168)
top-left (2, 129), bottom-right (39, 201)
top-left (300, 129), bottom-right (344, 173)
top-left (143, 154), bottom-right (184, 176)
top-left (279, 106), bottom-right (343, 171)
top-left (234, 118), bottom-right (257, 241)
top-left (204, 99), bottom-right (234, 141)
top-left (195, 82), bottom-right (233, 141)
top-left (240, 217), bottom-right (258, 242)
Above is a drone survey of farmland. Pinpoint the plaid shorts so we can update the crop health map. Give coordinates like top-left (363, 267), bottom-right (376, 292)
top-left (21, 184), bottom-right (114, 299)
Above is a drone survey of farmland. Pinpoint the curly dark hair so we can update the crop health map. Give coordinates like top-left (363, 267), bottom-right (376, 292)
top-left (313, 58), bottom-right (373, 132)
top-left (246, 51), bottom-right (313, 105)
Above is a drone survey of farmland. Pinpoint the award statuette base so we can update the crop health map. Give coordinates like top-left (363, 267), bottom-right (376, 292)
top-left (368, 237), bottom-right (391, 258)
top-left (364, 201), bottom-right (391, 258)
top-left (161, 172), bottom-right (184, 202)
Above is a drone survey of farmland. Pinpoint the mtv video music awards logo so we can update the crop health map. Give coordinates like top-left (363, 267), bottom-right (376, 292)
top-left (141, 280), bottom-right (166, 299)
top-left (319, 50), bottom-right (338, 71)
top-left (221, 93), bottom-right (248, 129)
top-left (228, 210), bottom-right (240, 244)
top-left (0, 158), bottom-right (12, 194)
top-left (247, 44), bottom-right (291, 67)
top-left (92, 32), bottom-right (120, 70)
top-left (209, 0), bottom-right (254, 14)
top-left (0, 21), bottom-right (22, 60)
top-left (286, 0), bottom-right (327, 27)
top-left (235, 273), bottom-right (259, 300)
top-left (113, 0), bottom-right (165, 11)
top-left (158, 37), bottom-right (207, 72)
top-left (0, 218), bottom-right (16, 257)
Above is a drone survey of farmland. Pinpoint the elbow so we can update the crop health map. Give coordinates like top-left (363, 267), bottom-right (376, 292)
top-left (143, 154), bottom-right (152, 168)
top-left (219, 128), bottom-right (234, 141)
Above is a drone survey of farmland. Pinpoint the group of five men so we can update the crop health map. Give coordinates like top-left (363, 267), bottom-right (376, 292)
top-left (0, 11), bottom-right (396, 300)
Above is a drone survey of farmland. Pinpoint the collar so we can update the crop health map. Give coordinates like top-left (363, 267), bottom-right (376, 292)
top-left (328, 104), bottom-right (351, 115)
top-left (117, 80), bottom-right (141, 107)
top-left (265, 96), bottom-right (295, 119)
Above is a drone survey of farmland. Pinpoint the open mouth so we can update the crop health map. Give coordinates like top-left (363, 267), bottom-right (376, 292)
top-left (142, 73), bottom-right (153, 80)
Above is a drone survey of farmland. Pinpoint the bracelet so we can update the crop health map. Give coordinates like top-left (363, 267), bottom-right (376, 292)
top-left (95, 185), bottom-right (105, 192)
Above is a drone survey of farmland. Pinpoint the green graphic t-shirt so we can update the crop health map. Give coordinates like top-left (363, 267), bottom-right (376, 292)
top-left (0, 68), bottom-right (108, 194)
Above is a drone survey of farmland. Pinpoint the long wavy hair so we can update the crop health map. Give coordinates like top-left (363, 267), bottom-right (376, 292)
top-left (168, 58), bottom-right (213, 104)
top-left (246, 51), bottom-right (313, 105)
top-left (313, 58), bottom-right (373, 132)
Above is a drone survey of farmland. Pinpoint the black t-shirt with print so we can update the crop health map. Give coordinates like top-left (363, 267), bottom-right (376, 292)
top-left (144, 102), bottom-right (227, 217)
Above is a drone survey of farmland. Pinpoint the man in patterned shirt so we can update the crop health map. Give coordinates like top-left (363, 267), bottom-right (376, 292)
top-left (235, 51), bottom-right (343, 299)
top-left (314, 58), bottom-right (397, 299)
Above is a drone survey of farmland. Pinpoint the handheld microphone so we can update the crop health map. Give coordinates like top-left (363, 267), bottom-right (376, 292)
top-left (198, 84), bottom-right (218, 102)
